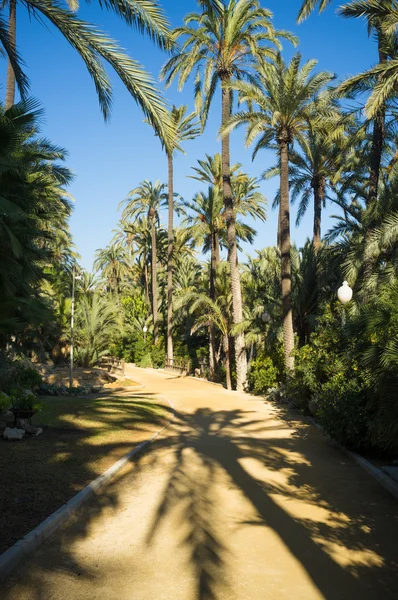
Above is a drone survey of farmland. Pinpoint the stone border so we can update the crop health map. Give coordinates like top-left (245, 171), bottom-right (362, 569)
top-left (308, 417), bottom-right (398, 501)
top-left (0, 395), bottom-right (175, 581)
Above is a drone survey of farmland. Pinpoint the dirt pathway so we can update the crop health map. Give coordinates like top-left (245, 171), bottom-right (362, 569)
top-left (3, 367), bottom-right (398, 599)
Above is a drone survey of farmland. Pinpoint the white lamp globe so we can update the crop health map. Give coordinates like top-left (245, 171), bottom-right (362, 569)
top-left (261, 311), bottom-right (271, 323)
top-left (143, 326), bottom-right (148, 333)
top-left (337, 281), bottom-right (353, 305)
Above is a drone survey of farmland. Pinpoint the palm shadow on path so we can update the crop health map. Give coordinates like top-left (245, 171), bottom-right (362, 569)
top-left (3, 395), bottom-right (398, 600)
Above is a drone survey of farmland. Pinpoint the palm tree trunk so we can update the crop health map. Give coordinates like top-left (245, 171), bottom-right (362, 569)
top-left (144, 262), bottom-right (150, 306)
top-left (279, 136), bottom-right (295, 373)
top-left (313, 175), bottom-right (324, 251)
top-left (209, 231), bottom-right (218, 379)
top-left (150, 217), bottom-right (158, 343)
top-left (5, 0), bottom-right (16, 109)
top-left (221, 76), bottom-right (247, 391)
top-left (364, 43), bottom-right (387, 288)
top-left (167, 152), bottom-right (174, 363)
top-left (223, 334), bottom-right (232, 391)
top-left (215, 232), bottom-right (220, 263)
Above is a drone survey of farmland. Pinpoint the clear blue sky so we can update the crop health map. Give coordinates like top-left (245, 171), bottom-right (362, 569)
top-left (10, 1), bottom-right (374, 270)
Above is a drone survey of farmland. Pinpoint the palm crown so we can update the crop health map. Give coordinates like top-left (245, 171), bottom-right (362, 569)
top-left (161, 0), bottom-right (297, 125)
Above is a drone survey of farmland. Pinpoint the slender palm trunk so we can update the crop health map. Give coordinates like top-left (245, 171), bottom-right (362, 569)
top-left (364, 43), bottom-right (387, 288)
top-left (215, 232), bottom-right (220, 263)
top-left (150, 217), bottom-right (158, 343)
top-left (144, 262), bottom-right (150, 305)
top-left (223, 334), bottom-right (232, 391)
top-left (279, 136), bottom-right (294, 373)
top-left (167, 152), bottom-right (174, 363)
top-left (221, 76), bottom-right (247, 391)
top-left (5, 0), bottom-right (16, 109)
top-left (313, 175), bottom-right (325, 251)
top-left (209, 231), bottom-right (218, 379)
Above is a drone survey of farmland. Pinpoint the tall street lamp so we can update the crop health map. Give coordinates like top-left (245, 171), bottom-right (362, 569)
top-left (337, 281), bottom-right (353, 326)
top-left (69, 267), bottom-right (82, 389)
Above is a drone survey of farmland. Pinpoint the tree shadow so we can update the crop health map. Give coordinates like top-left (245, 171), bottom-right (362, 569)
top-left (0, 390), bottom-right (167, 556)
top-left (3, 400), bottom-right (398, 599)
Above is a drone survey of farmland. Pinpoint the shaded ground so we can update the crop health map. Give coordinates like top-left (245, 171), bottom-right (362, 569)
top-left (0, 392), bottom-right (166, 554)
top-left (3, 367), bottom-right (398, 599)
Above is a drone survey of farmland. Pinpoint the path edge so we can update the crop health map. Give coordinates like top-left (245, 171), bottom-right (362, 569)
top-left (0, 395), bottom-right (175, 581)
top-left (308, 417), bottom-right (398, 501)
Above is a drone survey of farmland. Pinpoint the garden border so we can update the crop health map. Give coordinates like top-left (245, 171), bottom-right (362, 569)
top-left (308, 417), bottom-right (398, 501)
top-left (0, 394), bottom-right (175, 581)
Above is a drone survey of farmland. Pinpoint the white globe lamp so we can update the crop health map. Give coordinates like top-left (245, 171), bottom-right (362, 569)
top-left (261, 311), bottom-right (271, 323)
top-left (337, 281), bottom-right (353, 305)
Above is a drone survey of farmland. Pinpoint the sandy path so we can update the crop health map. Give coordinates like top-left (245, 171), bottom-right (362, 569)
top-left (3, 367), bottom-right (398, 599)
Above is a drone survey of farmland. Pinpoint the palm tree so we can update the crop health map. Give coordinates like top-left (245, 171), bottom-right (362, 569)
top-left (161, 0), bottom-right (296, 391)
top-left (264, 98), bottom-right (346, 250)
top-left (1, 0), bottom-right (174, 141)
top-left (297, 0), bottom-right (333, 23)
top-left (74, 293), bottom-right (119, 367)
top-left (224, 53), bottom-right (333, 372)
top-left (120, 180), bottom-right (167, 342)
top-left (298, 0), bottom-right (397, 269)
top-left (183, 186), bottom-right (224, 377)
top-left (146, 105), bottom-right (200, 364)
top-left (190, 153), bottom-right (267, 234)
top-left (183, 263), bottom-right (234, 390)
top-left (93, 243), bottom-right (130, 295)
top-left (0, 99), bottom-right (74, 343)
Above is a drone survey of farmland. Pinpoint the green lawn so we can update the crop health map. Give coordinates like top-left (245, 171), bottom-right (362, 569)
top-left (0, 393), bottom-right (167, 555)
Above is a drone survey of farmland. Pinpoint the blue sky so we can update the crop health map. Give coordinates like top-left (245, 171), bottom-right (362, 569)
top-left (9, 1), bottom-right (375, 270)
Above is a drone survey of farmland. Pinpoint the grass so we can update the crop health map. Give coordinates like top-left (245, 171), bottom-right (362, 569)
top-left (0, 393), bottom-right (167, 555)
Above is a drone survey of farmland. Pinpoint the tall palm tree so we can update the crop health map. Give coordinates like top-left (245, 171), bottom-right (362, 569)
top-left (93, 243), bottom-right (130, 295)
top-left (224, 53), bottom-right (333, 372)
top-left (146, 105), bottom-right (200, 364)
top-left (264, 98), bottom-right (347, 250)
top-left (2, 0), bottom-right (174, 141)
top-left (183, 186), bottom-right (224, 377)
top-left (120, 180), bottom-right (167, 342)
top-left (161, 0), bottom-right (296, 391)
top-left (298, 0), bottom-right (398, 285)
top-left (183, 262), bottom-right (234, 390)
top-left (190, 153), bottom-right (267, 235)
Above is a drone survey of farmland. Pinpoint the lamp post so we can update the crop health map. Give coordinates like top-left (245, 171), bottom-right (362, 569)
top-left (337, 281), bottom-right (353, 326)
top-left (69, 267), bottom-right (82, 389)
top-left (143, 325), bottom-right (148, 344)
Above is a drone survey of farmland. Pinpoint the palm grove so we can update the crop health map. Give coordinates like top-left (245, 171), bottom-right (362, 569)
top-left (2, 0), bottom-right (398, 454)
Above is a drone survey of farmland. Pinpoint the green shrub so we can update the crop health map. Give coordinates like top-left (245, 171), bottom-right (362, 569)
top-left (315, 375), bottom-right (370, 451)
top-left (140, 353), bottom-right (153, 368)
top-left (0, 361), bottom-right (43, 394)
top-left (248, 353), bottom-right (279, 395)
top-left (151, 340), bottom-right (165, 368)
top-left (10, 390), bottom-right (43, 412)
top-left (0, 392), bottom-right (10, 412)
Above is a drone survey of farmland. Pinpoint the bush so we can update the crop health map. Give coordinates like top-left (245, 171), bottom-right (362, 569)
top-left (151, 340), bottom-right (165, 368)
top-left (0, 360), bottom-right (43, 394)
top-left (287, 312), bottom-right (347, 409)
top-left (9, 389), bottom-right (43, 412)
top-left (248, 353), bottom-right (279, 395)
top-left (140, 353), bottom-right (153, 368)
top-left (315, 375), bottom-right (370, 451)
top-left (0, 392), bottom-right (10, 412)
